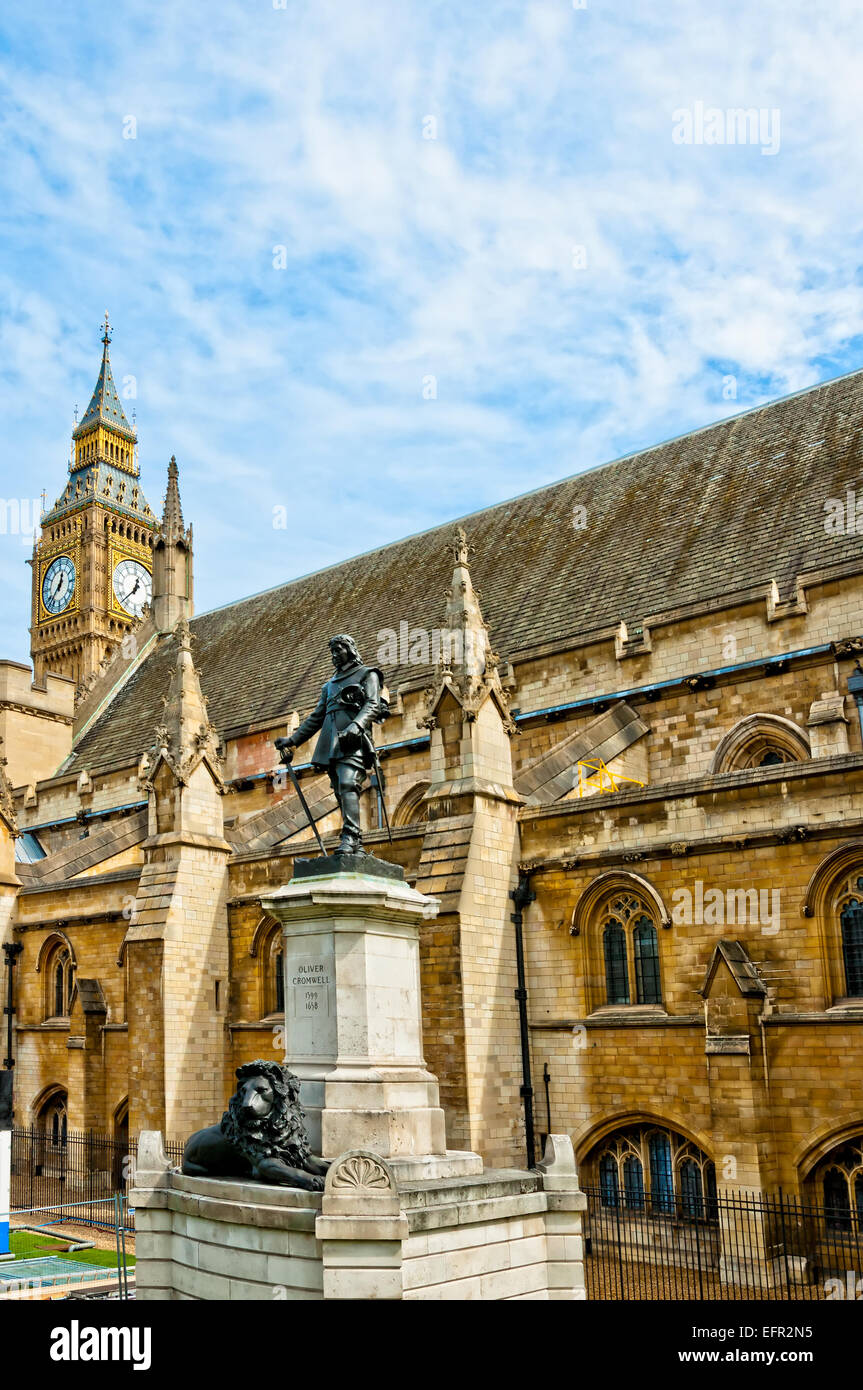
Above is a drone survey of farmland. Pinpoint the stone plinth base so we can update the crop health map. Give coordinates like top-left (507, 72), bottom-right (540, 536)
top-left (261, 869), bottom-right (446, 1160)
top-left (131, 1134), bottom-right (586, 1301)
top-left (294, 853), bottom-right (404, 882)
top-left (389, 1151), bottom-right (483, 1181)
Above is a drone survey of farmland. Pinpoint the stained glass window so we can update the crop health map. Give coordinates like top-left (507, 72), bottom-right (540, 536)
top-left (824, 1168), bottom-right (853, 1231)
top-left (52, 948), bottom-right (73, 1018)
top-left (600, 1153), bottom-right (619, 1208)
top-left (592, 1126), bottom-right (717, 1225)
top-left (649, 1132), bottom-right (675, 1215)
top-left (623, 1155), bottom-right (645, 1210)
top-left (841, 898), bottom-right (863, 996)
top-left (634, 916), bottom-right (661, 1004)
top-left (54, 958), bottom-right (65, 1018)
top-left (275, 949), bottom-right (284, 1013)
top-left (604, 919), bottom-right (629, 1004)
top-left (679, 1158), bottom-right (704, 1219)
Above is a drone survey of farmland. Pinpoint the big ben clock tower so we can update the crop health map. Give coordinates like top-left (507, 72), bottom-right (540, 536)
top-left (30, 316), bottom-right (159, 687)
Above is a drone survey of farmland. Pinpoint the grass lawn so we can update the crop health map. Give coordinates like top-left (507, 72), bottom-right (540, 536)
top-left (9, 1229), bottom-right (135, 1268)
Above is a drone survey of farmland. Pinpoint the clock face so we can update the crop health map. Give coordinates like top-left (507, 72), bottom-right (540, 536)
top-left (113, 558), bottom-right (152, 617)
top-left (42, 556), bottom-right (76, 615)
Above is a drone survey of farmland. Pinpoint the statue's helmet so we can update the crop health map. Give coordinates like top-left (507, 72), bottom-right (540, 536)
top-left (329, 633), bottom-right (361, 664)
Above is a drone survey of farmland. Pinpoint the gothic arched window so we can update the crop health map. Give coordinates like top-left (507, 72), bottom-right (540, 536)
top-left (43, 940), bottom-right (75, 1020)
top-left (599, 1153), bottom-right (619, 1208)
top-left (649, 1132), bottom-right (675, 1214)
top-left (623, 1154), bottom-right (645, 1210)
top-left (812, 1139), bottom-right (863, 1231)
top-left (840, 893), bottom-right (863, 997)
top-left (679, 1157), bottom-right (705, 1219)
top-left (274, 945), bottom-right (284, 1014)
top-left (599, 896), bottom-right (663, 1007)
top-left (37, 1090), bottom-right (68, 1151)
top-left (393, 782), bottom-right (431, 828)
top-left (603, 919), bottom-right (629, 1004)
top-left (710, 714), bottom-right (810, 773)
top-left (265, 926), bottom-right (284, 1017)
top-left (590, 1125), bottom-right (716, 1222)
top-left (633, 916), bottom-right (661, 1004)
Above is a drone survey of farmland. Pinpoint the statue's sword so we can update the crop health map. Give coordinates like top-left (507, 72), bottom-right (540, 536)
top-left (278, 751), bottom-right (327, 856)
top-left (363, 732), bottom-right (394, 845)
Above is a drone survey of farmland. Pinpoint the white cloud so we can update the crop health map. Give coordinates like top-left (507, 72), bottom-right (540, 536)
top-left (1, 0), bottom-right (863, 661)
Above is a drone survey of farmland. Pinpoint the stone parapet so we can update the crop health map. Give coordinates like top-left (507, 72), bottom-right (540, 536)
top-left (131, 1135), bottom-right (585, 1301)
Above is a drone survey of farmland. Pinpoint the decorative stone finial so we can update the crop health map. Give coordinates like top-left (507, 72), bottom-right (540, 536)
top-left (418, 532), bottom-right (517, 737)
top-left (452, 524), bottom-right (473, 567)
top-left (161, 457), bottom-right (186, 542)
top-left (142, 619), bottom-right (223, 789)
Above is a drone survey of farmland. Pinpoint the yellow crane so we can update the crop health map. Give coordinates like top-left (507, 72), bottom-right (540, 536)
top-left (575, 758), bottom-right (646, 797)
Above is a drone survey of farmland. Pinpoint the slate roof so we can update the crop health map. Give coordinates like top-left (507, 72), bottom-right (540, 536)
top-left (43, 462), bottom-right (156, 527)
top-left (74, 337), bottom-right (136, 441)
top-left (64, 369), bottom-right (863, 776)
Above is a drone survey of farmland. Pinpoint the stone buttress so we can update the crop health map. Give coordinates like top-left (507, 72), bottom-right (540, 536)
top-left (414, 529), bottom-right (526, 1168)
top-left (124, 621), bottom-right (230, 1140)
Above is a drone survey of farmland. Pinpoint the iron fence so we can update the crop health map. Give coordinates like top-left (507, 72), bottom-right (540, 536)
top-left (583, 1183), bottom-right (863, 1300)
top-left (11, 1129), bottom-right (861, 1300)
top-left (8, 1125), bottom-right (184, 1233)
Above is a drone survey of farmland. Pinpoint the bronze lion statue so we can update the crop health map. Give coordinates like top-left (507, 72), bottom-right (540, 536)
top-left (181, 1060), bottom-right (330, 1191)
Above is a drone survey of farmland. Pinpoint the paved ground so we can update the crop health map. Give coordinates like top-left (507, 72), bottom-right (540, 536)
top-left (585, 1252), bottom-right (825, 1301)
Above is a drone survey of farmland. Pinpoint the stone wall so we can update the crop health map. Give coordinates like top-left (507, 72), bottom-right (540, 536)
top-left (0, 660), bottom-right (74, 789)
top-left (133, 1173), bottom-right (324, 1301)
top-left (401, 1171), bottom-right (584, 1300)
top-left (521, 811), bottom-right (863, 1192)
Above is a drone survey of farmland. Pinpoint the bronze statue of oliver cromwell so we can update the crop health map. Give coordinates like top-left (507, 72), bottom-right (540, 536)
top-left (274, 634), bottom-right (388, 856)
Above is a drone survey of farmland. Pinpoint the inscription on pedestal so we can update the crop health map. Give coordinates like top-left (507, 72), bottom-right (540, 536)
top-left (288, 958), bottom-right (332, 1018)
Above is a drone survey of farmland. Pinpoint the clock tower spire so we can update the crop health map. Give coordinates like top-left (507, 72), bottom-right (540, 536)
top-left (30, 318), bottom-right (159, 690)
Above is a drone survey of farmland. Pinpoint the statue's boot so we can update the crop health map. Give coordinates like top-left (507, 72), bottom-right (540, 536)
top-left (336, 785), bottom-right (363, 855)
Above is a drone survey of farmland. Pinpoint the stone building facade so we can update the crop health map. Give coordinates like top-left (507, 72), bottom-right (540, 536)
top-left (3, 340), bottom-right (863, 1227)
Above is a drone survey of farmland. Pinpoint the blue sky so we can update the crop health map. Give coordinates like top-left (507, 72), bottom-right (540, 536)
top-left (2, 0), bottom-right (863, 664)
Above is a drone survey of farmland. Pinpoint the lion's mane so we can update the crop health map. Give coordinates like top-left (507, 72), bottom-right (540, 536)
top-left (220, 1060), bottom-right (312, 1168)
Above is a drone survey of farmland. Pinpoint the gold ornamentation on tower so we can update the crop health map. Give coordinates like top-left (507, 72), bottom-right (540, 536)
top-left (30, 318), bottom-right (159, 688)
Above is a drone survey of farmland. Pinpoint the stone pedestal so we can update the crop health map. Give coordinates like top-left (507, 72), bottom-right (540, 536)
top-left (262, 862), bottom-right (471, 1173)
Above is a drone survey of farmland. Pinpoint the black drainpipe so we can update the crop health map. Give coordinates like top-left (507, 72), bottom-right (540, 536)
top-left (510, 869), bottom-right (536, 1169)
top-left (3, 942), bottom-right (23, 1071)
top-left (543, 1061), bottom-right (552, 1137)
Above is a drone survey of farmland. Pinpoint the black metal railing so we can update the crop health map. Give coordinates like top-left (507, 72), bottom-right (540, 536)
top-left (583, 1183), bottom-right (863, 1300)
top-left (8, 1125), bottom-right (185, 1233)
